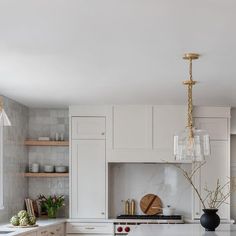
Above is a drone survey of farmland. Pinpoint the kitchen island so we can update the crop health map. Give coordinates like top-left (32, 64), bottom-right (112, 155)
top-left (128, 224), bottom-right (236, 236)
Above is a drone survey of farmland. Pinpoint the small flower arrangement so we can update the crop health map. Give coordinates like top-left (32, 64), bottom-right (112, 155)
top-left (38, 194), bottom-right (65, 218)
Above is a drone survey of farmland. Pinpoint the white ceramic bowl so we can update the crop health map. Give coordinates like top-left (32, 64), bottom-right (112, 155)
top-left (55, 166), bottom-right (67, 173)
top-left (43, 165), bottom-right (54, 173)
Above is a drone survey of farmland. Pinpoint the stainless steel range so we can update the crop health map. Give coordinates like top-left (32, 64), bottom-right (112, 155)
top-left (114, 215), bottom-right (184, 235)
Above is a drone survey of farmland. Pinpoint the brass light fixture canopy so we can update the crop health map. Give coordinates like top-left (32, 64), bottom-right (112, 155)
top-left (182, 53), bottom-right (200, 60)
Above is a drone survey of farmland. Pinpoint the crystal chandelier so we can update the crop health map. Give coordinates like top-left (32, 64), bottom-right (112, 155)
top-left (174, 53), bottom-right (210, 162)
top-left (0, 97), bottom-right (11, 126)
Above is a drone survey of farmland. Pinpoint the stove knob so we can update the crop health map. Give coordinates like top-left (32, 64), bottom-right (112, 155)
top-left (125, 227), bottom-right (130, 232)
top-left (117, 226), bottom-right (123, 232)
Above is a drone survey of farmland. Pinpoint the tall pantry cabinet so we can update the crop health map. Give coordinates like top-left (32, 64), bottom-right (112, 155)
top-left (70, 116), bottom-right (106, 218)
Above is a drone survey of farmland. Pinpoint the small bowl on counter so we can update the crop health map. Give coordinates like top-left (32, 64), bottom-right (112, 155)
top-left (55, 166), bottom-right (68, 173)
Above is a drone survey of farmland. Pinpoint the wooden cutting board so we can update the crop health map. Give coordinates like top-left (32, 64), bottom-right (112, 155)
top-left (140, 194), bottom-right (162, 215)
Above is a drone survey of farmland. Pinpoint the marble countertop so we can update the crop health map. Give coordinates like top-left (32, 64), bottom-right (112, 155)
top-left (0, 219), bottom-right (66, 236)
top-left (128, 224), bottom-right (236, 236)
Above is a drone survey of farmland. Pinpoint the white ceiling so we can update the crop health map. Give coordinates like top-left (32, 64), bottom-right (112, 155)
top-left (0, 0), bottom-right (235, 108)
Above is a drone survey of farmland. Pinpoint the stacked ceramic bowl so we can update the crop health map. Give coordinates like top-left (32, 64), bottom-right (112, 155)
top-left (43, 165), bottom-right (68, 173)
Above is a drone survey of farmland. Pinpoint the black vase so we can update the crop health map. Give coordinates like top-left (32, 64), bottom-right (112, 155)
top-left (200, 209), bottom-right (220, 231)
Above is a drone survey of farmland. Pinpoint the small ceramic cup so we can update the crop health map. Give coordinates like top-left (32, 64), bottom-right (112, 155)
top-left (30, 163), bottom-right (40, 173)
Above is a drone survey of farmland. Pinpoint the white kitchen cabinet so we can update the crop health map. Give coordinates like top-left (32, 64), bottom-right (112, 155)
top-left (23, 232), bottom-right (37, 236)
top-left (72, 117), bottom-right (106, 140)
top-left (192, 109), bottom-right (230, 220)
top-left (153, 105), bottom-right (187, 149)
top-left (37, 228), bottom-right (49, 236)
top-left (194, 118), bottom-right (228, 140)
top-left (54, 224), bottom-right (65, 236)
top-left (71, 139), bottom-right (106, 218)
top-left (193, 141), bottom-right (229, 219)
top-left (231, 108), bottom-right (236, 134)
top-left (112, 105), bottom-right (152, 149)
top-left (20, 224), bottom-right (65, 236)
top-left (66, 223), bottom-right (113, 235)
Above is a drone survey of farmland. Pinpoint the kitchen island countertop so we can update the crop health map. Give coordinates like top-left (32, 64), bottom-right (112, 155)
top-left (128, 224), bottom-right (236, 236)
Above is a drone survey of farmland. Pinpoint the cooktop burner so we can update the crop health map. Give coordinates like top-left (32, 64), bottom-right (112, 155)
top-left (116, 215), bottom-right (182, 220)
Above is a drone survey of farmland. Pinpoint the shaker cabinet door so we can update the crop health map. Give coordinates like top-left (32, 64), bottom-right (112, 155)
top-left (72, 117), bottom-right (106, 140)
top-left (194, 118), bottom-right (228, 140)
top-left (71, 139), bottom-right (106, 219)
top-left (112, 105), bottom-right (152, 149)
top-left (153, 105), bottom-right (187, 149)
top-left (193, 141), bottom-right (229, 219)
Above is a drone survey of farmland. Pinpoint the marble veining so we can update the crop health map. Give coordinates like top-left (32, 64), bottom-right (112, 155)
top-left (109, 163), bottom-right (192, 218)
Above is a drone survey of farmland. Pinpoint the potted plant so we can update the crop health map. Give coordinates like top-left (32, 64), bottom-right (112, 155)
top-left (174, 162), bottom-right (235, 231)
top-left (38, 194), bottom-right (65, 218)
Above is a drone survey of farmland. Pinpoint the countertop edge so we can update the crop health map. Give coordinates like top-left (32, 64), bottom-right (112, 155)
top-left (0, 219), bottom-right (67, 236)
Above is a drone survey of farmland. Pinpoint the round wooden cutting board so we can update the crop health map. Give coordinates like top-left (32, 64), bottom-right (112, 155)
top-left (140, 194), bottom-right (162, 215)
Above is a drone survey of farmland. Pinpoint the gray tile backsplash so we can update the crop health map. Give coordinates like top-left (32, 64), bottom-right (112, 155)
top-left (28, 108), bottom-right (69, 217)
top-left (0, 97), bottom-right (69, 222)
top-left (0, 96), bottom-right (28, 222)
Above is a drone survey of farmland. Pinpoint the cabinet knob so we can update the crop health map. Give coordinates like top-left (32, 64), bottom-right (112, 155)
top-left (196, 212), bottom-right (199, 215)
top-left (101, 212), bottom-right (105, 215)
top-left (101, 132), bottom-right (105, 135)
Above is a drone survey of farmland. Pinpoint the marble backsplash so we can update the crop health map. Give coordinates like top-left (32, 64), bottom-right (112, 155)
top-left (108, 163), bottom-right (192, 218)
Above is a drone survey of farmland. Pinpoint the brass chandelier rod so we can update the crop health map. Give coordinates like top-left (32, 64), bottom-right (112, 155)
top-left (183, 53), bottom-right (199, 139)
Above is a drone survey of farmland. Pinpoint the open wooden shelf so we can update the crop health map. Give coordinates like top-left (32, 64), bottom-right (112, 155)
top-left (24, 173), bottom-right (69, 178)
top-left (25, 140), bottom-right (69, 146)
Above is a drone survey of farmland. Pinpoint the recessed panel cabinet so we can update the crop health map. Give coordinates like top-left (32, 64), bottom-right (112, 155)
top-left (72, 117), bottom-right (105, 139)
top-left (112, 105), bottom-right (152, 149)
top-left (192, 112), bottom-right (230, 220)
top-left (153, 105), bottom-right (187, 149)
top-left (110, 105), bottom-right (186, 162)
top-left (71, 117), bottom-right (106, 219)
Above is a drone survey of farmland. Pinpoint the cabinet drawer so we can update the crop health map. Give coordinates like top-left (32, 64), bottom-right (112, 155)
top-left (54, 224), bottom-right (65, 236)
top-left (37, 229), bottom-right (49, 236)
top-left (194, 118), bottom-right (228, 140)
top-left (72, 117), bottom-right (106, 139)
top-left (24, 232), bottom-right (37, 236)
top-left (66, 223), bottom-right (113, 234)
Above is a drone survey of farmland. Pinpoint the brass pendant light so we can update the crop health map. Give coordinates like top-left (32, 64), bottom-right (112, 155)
top-left (174, 53), bottom-right (210, 162)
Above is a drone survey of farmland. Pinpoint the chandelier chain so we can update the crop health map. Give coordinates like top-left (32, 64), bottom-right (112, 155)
top-left (187, 59), bottom-right (194, 138)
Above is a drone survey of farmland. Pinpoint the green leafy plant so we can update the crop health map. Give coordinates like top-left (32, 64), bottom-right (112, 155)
top-left (38, 194), bottom-right (65, 218)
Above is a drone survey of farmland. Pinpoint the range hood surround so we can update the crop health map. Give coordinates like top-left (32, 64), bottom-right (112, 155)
top-left (108, 163), bottom-right (192, 219)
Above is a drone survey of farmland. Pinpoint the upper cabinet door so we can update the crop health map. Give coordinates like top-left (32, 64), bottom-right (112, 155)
top-left (193, 141), bottom-right (229, 219)
top-left (72, 117), bottom-right (106, 140)
top-left (194, 118), bottom-right (228, 140)
top-left (113, 106), bottom-right (152, 149)
top-left (153, 106), bottom-right (187, 149)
